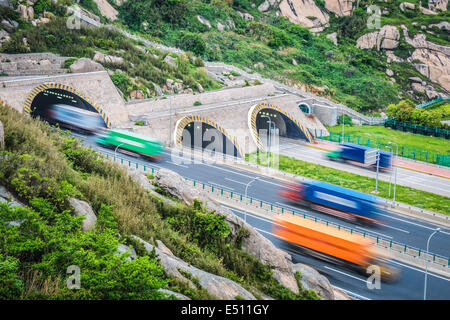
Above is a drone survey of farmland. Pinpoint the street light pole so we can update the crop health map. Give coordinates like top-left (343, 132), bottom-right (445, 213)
top-left (114, 142), bottom-right (125, 159)
top-left (341, 106), bottom-right (345, 143)
top-left (261, 115), bottom-right (272, 168)
top-left (389, 142), bottom-right (399, 206)
top-left (244, 177), bottom-right (259, 223)
top-left (169, 95), bottom-right (173, 148)
top-left (424, 228), bottom-right (440, 300)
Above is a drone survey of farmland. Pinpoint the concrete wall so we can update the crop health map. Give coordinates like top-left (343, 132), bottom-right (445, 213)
top-left (311, 103), bottom-right (338, 127)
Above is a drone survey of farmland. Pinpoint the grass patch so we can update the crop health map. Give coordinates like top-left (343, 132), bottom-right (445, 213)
top-left (326, 125), bottom-right (450, 155)
top-left (247, 152), bottom-right (450, 215)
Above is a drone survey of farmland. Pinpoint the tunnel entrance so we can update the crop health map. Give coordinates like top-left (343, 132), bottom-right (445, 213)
top-left (256, 109), bottom-right (308, 141)
top-left (181, 121), bottom-right (239, 157)
top-left (29, 87), bottom-right (106, 133)
top-left (299, 103), bottom-right (311, 114)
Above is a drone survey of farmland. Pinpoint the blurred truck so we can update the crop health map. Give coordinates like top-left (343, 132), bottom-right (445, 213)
top-left (279, 179), bottom-right (383, 225)
top-left (96, 129), bottom-right (165, 161)
top-left (327, 143), bottom-right (392, 171)
top-left (273, 213), bottom-right (400, 282)
top-left (45, 104), bottom-right (105, 134)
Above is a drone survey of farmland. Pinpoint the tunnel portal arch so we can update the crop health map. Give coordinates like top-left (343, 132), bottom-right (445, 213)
top-left (175, 115), bottom-right (243, 157)
top-left (248, 102), bottom-right (313, 150)
top-left (24, 83), bottom-right (111, 128)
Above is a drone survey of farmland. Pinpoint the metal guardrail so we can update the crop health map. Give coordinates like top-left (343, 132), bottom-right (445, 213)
top-left (102, 152), bottom-right (450, 269)
top-left (316, 130), bottom-right (450, 167)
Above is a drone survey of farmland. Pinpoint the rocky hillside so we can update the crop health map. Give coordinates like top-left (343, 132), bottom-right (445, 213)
top-left (0, 0), bottom-right (448, 110)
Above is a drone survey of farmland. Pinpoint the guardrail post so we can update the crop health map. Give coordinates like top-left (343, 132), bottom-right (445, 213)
top-left (144, 166), bottom-right (146, 171)
top-left (418, 249), bottom-right (421, 257)
top-left (121, 159), bottom-right (123, 164)
top-left (240, 194), bottom-right (242, 201)
top-left (128, 161), bottom-right (131, 167)
top-left (282, 208), bottom-right (284, 214)
top-left (221, 189), bottom-right (223, 196)
top-left (376, 236), bottom-right (379, 244)
top-left (390, 240), bottom-right (392, 248)
top-left (260, 200), bottom-right (263, 208)
top-left (194, 180), bottom-right (196, 186)
top-left (136, 163), bottom-right (138, 169)
top-left (270, 204), bottom-right (273, 211)
top-left (230, 192), bottom-right (233, 199)
top-left (404, 245), bottom-right (407, 252)
top-left (212, 186), bottom-right (214, 193)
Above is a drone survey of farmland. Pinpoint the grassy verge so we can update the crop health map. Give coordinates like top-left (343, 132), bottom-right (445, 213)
top-left (326, 125), bottom-right (450, 155)
top-left (247, 153), bottom-right (450, 215)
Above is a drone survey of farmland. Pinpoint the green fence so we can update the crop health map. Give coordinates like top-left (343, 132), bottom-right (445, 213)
top-left (316, 130), bottom-right (450, 167)
top-left (384, 120), bottom-right (450, 140)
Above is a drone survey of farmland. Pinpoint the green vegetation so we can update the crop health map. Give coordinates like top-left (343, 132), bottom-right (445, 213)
top-left (326, 125), bottom-right (450, 155)
top-left (0, 106), bottom-right (318, 300)
top-left (386, 100), bottom-right (450, 129)
top-left (113, 0), bottom-right (417, 112)
top-left (1, 14), bottom-right (219, 99)
top-left (247, 153), bottom-right (450, 215)
top-left (194, 101), bottom-right (202, 106)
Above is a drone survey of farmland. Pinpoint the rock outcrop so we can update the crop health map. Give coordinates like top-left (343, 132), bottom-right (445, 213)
top-left (356, 25), bottom-right (400, 50)
top-left (292, 263), bottom-right (335, 300)
top-left (405, 33), bottom-right (450, 92)
top-left (69, 58), bottom-right (104, 73)
top-left (133, 236), bottom-right (256, 300)
top-left (325, 0), bottom-right (354, 17)
top-left (68, 198), bottom-right (97, 232)
top-left (278, 0), bottom-right (330, 33)
top-left (93, 0), bottom-right (118, 21)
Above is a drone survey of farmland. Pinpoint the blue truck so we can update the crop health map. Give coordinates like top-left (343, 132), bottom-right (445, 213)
top-left (279, 179), bottom-right (383, 225)
top-left (327, 143), bottom-right (392, 171)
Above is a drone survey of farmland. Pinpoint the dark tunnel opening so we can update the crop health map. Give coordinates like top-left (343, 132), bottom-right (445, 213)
top-left (256, 109), bottom-right (307, 142)
top-left (181, 121), bottom-right (239, 157)
top-left (30, 88), bottom-right (106, 134)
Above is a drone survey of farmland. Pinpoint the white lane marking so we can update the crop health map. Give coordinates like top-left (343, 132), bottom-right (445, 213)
top-left (323, 266), bottom-right (368, 283)
top-left (224, 178), bottom-right (250, 186)
top-left (207, 182), bottom-right (234, 191)
top-left (333, 286), bottom-right (371, 300)
top-left (377, 212), bottom-right (450, 235)
top-left (388, 260), bottom-right (450, 281)
top-left (169, 162), bottom-right (188, 168)
top-left (378, 223), bottom-right (410, 234)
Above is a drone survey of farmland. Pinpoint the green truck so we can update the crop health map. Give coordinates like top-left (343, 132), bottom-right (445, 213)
top-left (96, 129), bottom-right (165, 160)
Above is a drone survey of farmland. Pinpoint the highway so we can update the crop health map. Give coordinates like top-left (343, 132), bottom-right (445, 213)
top-left (278, 137), bottom-right (450, 198)
top-left (73, 132), bottom-right (450, 300)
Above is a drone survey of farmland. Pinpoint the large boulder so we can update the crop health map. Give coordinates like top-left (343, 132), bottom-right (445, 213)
top-left (406, 33), bottom-right (450, 91)
top-left (69, 58), bottom-right (104, 73)
top-left (278, 0), bottom-right (329, 33)
top-left (68, 198), bottom-right (97, 232)
top-left (356, 25), bottom-right (400, 50)
top-left (153, 168), bottom-right (300, 294)
top-left (292, 263), bottom-right (335, 300)
top-left (133, 236), bottom-right (256, 300)
top-left (325, 0), bottom-right (354, 17)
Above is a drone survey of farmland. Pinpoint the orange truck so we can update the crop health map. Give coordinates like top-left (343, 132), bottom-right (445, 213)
top-left (273, 214), bottom-right (400, 282)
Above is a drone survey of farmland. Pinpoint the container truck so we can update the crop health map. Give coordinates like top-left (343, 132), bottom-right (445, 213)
top-left (273, 213), bottom-right (400, 282)
top-left (327, 143), bottom-right (392, 171)
top-left (279, 179), bottom-right (383, 225)
top-left (96, 129), bottom-right (165, 160)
